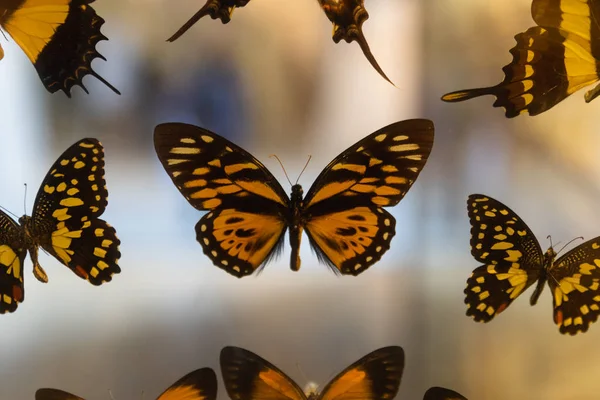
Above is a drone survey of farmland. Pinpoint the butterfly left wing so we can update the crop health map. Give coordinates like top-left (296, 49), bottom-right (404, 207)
top-left (317, 346), bottom-right (404, 400)
top-left (549, 237), bottom-right (600, 335)
top-left (0, 0), bottom-right (119, 96)
top-left (30, 138), bottom-right (121, 285)
top-left (220, 346), bottom-right (307, 400)
top-left (35, 389), bottom-right (85, 400)
top-left (167, 0), bottom-right (251, 42)
top-left (157, 368), bottom-right (218, 400)
top-left (317, 0), bottom-right (393, 85)
top-left (423, 387), bottom-right (468, 400)
top-left (0, 210), bottom-right (26, 314)
top-left (302, 119), bottom-right (434, 275)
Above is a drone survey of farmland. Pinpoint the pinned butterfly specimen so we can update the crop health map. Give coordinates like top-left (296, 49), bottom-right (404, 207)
top-left (317, 0), bottom-right (393, 85)
top-left (167, 0), bottom-right (250, 42)
top-left (35, 367), bottom-right (218, 400)
top-left (220, 346), bottom-right (404, 400)
top-left (441, 0), bottom-right (600, 117)
top-left (466, 194), bottom-right (600, 335)
top-left (154, 119), bottom-right (433, 278)
top-left (0, 138), bottom-right (121, 314)
top-left (0, 0), bottom-right (120, 96)
top-left (423, 387), bottom-right (468, 400)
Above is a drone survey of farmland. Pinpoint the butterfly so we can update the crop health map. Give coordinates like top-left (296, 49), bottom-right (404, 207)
top-left (317, 0), bottom-right (393, 85)
top-left (35, 367), bottom-right (218, 400)
top-left (0, 138), bottom-right (121, 314)
top-left (154, 119), bottom-right (434, 278)
top-left (0, 0), bottom-right (120, 96)
top-left (441, 0), bottom-right (600, 117)
top-left (465, 194), bottom-right (600, 335)
top-left (167, 0), bottom-right (250, 42)
top-left (220, 346), bottom-right (404, 400)
top-left (423, 387), bottom-right (468, 400)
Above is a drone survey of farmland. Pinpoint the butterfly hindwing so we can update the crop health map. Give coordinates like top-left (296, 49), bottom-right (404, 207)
top-left (302, 119), bottom-right (433, 274)
top-left (441, 0), bottom-right (600, 116)
top-left (167, 0), bottom-right (251, 41)
top-left (0, 0), bottom-right (119, 96)
top-left (154, 123), bottom-right (289, 277)
top-left (465, 195), bottom-right (543, 322)
top-left (220, 346), bottom-right (307, 400)
top-left (157, 368), bottom-right (218, 400)
top-left (31, 138), bottom-right (120, 284)
top-left (0, 210), bottom-right (26, 313)
top-left (423, 387), bottom-right (468, 400)
top-left (318, 346), bottom-right (404, 400)
top-left (549, 237), bottom-right (600, 335)
top-left (35, 389), bottom-right (85, 400)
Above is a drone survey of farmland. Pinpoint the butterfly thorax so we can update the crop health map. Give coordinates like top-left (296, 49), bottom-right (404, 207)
top-left (17, 215), bottom-right (36, 247)
top-left (530, 246), bottom-right (557, 306)
top-left (289, 184), bottom-right (305, 271)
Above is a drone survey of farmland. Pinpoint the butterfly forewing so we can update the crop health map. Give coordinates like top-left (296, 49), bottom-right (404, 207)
top-left (549, 237), bottom-right (600, 335)
top-left (302, 119), bottom-right (433, 275)
top-left (220, 346), bottom-right (307, 400)
top-left (0, 211), bottom-right (26, 313)
top-left (318, 346), bottom-right (403, 400)
top-left (31, 138), bottom-right (120, 284)
top-left (157, 368), bottom-right (218, 400)
top-left (35, 389), bottom-right (85, 400)
top-left (154, 123), bottom-right (290, 277)
top-left (465, 195), bottom-right (543, 321)
top-left (423, 387), bottom-right (468, 400)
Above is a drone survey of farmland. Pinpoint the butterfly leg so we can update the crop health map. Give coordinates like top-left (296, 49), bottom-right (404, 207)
top-left (585, 82), bottom-right (600, 103)
top-left (28, 247), bottom-right (48, 283)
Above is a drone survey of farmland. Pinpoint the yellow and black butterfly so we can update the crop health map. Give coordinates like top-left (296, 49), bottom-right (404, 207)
top-left (167, 0), bottom-right (250, 42)
top-left (220, 346), bottom-right (404, 400)
top-left (423, 387), bottom-right (468, 400)
top-left (154, 120), bottom-right (433, 278)
top-left (0, 138), bottom-right (120, 314)
top-left (441, 0), bottom-right (600, 117)
top-left (35, 367), bottom-right (218, 400)
top-left (317, 0), bottom-right (393, 85)
top-left (0, 0), bottom-right (120, 96)
top-left (466, 194), bottom-right (600, 335)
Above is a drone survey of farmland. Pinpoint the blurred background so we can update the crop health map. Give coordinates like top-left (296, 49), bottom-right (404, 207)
top-left (1, 0), bottom-right (600, 398)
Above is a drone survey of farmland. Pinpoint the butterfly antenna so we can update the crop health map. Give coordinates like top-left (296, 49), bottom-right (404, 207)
top-left (296, 155), bottom-right (312, 185)
top-left (0, 205), bottom-right (19, 220)
top-left (270, 154), bottom-right (293, 186)
top-left (108, 389), bottom-right (116, 400)
top-left (547, 235), bottom-right (554, 249)
top-left (557, 236), bottom-right (585, 255)
top-left (23, 183), bottom-right (27, 215)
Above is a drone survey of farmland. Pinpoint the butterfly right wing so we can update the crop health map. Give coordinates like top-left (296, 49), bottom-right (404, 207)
top-left (154, 123), bottom-right (290, 277)
top-left (0, 210), bottom-right (26, 314)
top-left (35, 389), bottom-right (84, 400)
top-left (157, 368), bottom-right (218, 400)
top-left (317, 346), bottom-right (404, 400)
top-left (220, 346), bottom-right (307, 400)
top-left (465, 195), bottom-right (544, 322)
top-left (167, 0), bottom-right (251, 41)
top-left (423, 387), bottom-right (468, 400)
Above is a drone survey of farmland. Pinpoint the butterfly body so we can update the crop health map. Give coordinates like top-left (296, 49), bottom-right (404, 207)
top-left (0, 0), bottom-right (119, 96)
top-left (167, 0), bottom-right (250, 41)
top-left (466, 194), bottom-right (600, 334)
top-left (154, 120), bottom-right (433, 278)
top-left (0, 138), bottom-right (121, 314)
top-left (317, 0), bottom-right (393, 85)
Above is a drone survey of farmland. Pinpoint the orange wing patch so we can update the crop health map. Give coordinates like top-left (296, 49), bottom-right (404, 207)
top-left (305, 207), bottom-right (394, 275)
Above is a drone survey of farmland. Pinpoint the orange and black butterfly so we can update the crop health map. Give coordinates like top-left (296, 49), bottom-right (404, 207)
top-left (424, 387), bottom-right (468, 400)
top-left (466, 194), bottom-right (600, 335)
top-left (0, 0), bottom-right (119, 96)
top-left (0, 138), bottom-right (120, 313)
top-left (220, 346), bottom-right (403, 400)
top-left (167, 0), bottom-right (250, 42)
top-left (317, 0), bottom-right (393, 85)
top-left (35, 367), bottom-right (217, 400)
top-left (441, 0), bottom-right (600, 117)
top-left (154, 119), bottom-right (433, 278)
